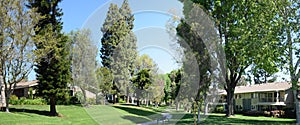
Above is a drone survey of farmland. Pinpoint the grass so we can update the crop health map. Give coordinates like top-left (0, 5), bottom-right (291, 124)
top-left (170, 113), bottom-right (296, 125)
top-left (0, 105), bottom-right (296, 125)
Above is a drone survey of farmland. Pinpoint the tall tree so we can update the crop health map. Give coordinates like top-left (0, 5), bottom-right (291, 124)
top-left (100, 0), bottom-right (137, 104)
top-left (0, 0), bottom-right (40, 112)
top-left (185, 0), bottom-right (284, 117)
top-left (176, 1), bottom-right (215, 122)
top-left (28, 0), bottom-right (71, 116)
top-left (69, 29), bottom-right (98, 106)
top-left (276, 0), bottom-right (300, 123)
top-left (100, 4), bottom-right (122, 68)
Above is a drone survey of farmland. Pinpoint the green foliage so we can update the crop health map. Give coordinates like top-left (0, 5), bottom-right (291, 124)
top-left (100, 1), bottom-right (137, 103)
top-left (168, 69), bottom-right (182, 102)
top-left (9, 97), bottom-right (47, 105)
top-left (69, 29), bottom-right (98, 105)
top-left (86, 98), bottom-right (96, 105)
top-left (0, 0), bottom-right (41, 112)
top-left (118, 98), bottom-right (126, 103)
top-left (132, 69), bottom-right (152, 90)
top-left (182, 0), bottom-right (285, 116)
top-left (163, 74), bottom-right (172, 104)
top-left (9, 95), bottom-right (19, 101)
top-left (29, 0), bottom-right (71, 115)
top-left (147, 74), bottom-right (165, 103)
top-left (97, 67), bottom-right (113, 95)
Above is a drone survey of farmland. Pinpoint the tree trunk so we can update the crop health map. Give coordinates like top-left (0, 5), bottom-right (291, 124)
top-left (197, 102), bottom-right (201, 123)
top-left (126, 87), bottom-right (130, 103)
top-left (204, 102), bottom-right (209, 115)
top-left (80, 87), bottom-right (87, 106)
top-left (103, 95), bottom-right (106, 105)
top-left (137, 97), bottom-right (140, 106)
top-left (226, 88), bottom-right (235, 117)
top-left (50, 96), bottom-right (57, 116)
top-left (5, 90), bottom-right (10, 112)
top-left (176, 101), bottom-right (179, 111)
top-left (293, 90), bottom-right (300, 124)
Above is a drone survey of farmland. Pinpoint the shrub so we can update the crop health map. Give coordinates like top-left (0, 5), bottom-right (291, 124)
top-left (9, 95), bottom-right (19, 105)
top-left (87, 98), bottom-right (96, 105)
top-left (213, 105), bottom-right (225, 113)
top-left (9, 97), bottom-right (47, 105)
top-left (119, 98), bottom-right (126, 103)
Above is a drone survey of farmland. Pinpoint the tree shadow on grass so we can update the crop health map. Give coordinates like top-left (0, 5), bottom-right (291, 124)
top-left (122, 115), bottom-right (152, 124)
top-left (9, 107), bottom-right (51, 117)
top-left (175, 114), bottom-right (296, 125)
top-left (113, 105), bottom-right (162, 121)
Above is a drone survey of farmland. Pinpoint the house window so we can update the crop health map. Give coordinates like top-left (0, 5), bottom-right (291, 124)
top-left (259, 93), bottom-right (273, 102)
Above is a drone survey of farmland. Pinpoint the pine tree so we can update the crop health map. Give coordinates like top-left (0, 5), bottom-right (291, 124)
top-left (28, 0), bottom-right (71, 116)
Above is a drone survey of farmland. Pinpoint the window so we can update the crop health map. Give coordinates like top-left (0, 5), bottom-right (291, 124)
top-left (259, 93), bottom-right (273, 102)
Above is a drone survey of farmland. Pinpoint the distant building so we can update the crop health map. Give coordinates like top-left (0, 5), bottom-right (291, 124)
top-left (218, 82), bottom-right (294, 112)
top-left (13, 80), bottom-right (38, 98)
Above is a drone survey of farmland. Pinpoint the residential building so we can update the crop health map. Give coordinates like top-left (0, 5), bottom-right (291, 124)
top-left (219, 82), bottom-right (294, 111)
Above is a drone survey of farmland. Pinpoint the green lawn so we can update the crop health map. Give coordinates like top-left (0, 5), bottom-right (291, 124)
top-left (171, 113), bottom-right (296, 125)
top-left (0, 105), bottom-right (296, 125)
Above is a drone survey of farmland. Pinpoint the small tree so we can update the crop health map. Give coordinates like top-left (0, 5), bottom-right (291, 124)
top-left (132, 69), bottom-right (151, 106)
top-left (97, 67), bottom-right (113, 105)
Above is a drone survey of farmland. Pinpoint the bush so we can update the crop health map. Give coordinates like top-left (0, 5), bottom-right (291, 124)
top-left (9, 97), bottom-right (47, 105)
top-left (9, 95), bottom-right (19, 105)
top-left (86, 98), bottom-right (96, 105)
top-left (119, 98), bottom-right (126, 103)
top-left (213, 105), bottom-right (225, 113)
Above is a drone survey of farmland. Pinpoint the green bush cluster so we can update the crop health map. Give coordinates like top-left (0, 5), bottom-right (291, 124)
top-left (213, 105), bottom-right (225, 113)
top-left (118, 98), bottom-right (126, 103)
top-left (9, 95), bottom-right (47, 105)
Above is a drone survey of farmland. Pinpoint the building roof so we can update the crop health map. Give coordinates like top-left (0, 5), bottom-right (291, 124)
top-left (15, 80), bottom-right (38, 89)
top-left (220, 82), bottom-right (292, 95)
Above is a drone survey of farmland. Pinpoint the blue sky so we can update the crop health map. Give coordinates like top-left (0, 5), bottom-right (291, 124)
top-left (28, 0), bottom-right (183, 80)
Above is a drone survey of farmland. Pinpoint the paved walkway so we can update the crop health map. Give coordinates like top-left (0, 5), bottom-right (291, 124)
top-left (137, 113), bottom-right (172, 125)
